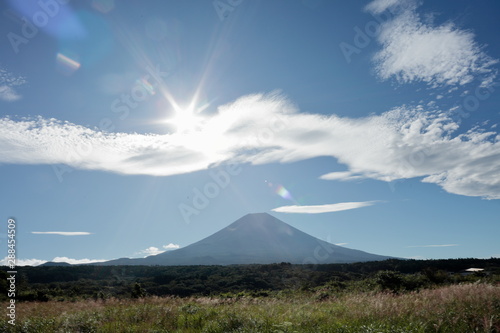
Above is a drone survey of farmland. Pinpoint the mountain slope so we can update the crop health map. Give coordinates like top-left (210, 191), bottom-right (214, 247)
top-left (103, 213), bottom-right (392, 265)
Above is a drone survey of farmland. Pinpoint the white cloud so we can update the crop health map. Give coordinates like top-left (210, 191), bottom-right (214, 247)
top-left (335, 243), bottom-right (348, 246)
top-left (0, 257), bottom-right (47, 266)
top-left (163, 243), bottom-right (180, 250)
top-left (51, 257), bottom-right (107, 264)
top-left (51, 257), bottom-right (108, 265)
top-left (0, 86), bottom-right (21, 102)
top-left (137, 246), bottom-right (164, 256)
top-left (272, 201), bottom-right (377, 214)
top-left (406, 244), bottom-right (459, 248)
top-left (136, 244), bottom-right (180, 257)
top-left (319, 171), bottom-right (365, 181)
top-left (32, 231), bottom-right (92, 236)
top-left (0, 256), bottom-right (106, 266)
top-left (1, 93), bottom-right (500, 199)
top-left (366, 0), bottom-right (498, 87)
top-left (0, 68), bottom-right (25, 102)
top-left (318, 106), bottom-right (500, 200)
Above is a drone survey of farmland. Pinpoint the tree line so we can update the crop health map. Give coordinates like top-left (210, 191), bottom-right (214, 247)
top-left (1, 258), bottom-right (499, 301)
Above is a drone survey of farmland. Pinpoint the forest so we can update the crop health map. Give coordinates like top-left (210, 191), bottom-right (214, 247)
top-left (1, 258), bottom-right (499, 301)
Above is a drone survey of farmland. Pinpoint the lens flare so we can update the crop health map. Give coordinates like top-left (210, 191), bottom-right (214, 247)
top-left (276, 185), bottom-right (293, 201)
top-left (56, 53), bottom-right (81, 75)
top-left (136, 77), bottom-right (156, 96)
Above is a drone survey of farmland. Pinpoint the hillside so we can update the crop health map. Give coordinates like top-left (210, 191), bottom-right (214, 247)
top-left (103, 213), bottom-right (392, 265)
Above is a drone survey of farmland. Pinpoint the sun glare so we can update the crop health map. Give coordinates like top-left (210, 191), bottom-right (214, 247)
top-left (164, 93), bottom-right (212, 134)
top-left (161, 95), bottom-right (231, 157)
top-left (167, 106), bottom-right (202, 133)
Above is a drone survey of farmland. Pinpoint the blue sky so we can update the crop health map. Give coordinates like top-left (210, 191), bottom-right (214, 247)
top-left (1, 0), bottom-right (499, 265)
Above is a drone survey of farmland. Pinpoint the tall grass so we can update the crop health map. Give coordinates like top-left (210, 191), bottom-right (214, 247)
top-left (1, 283), bottom-right (499, 332)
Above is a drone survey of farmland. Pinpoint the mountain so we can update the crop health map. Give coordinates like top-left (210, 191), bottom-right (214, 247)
top-left (101, 213), bottom-right (392, 265)
top-left (40, 261), bottom-right (72, 267)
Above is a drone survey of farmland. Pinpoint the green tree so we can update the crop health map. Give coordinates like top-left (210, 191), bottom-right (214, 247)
top-left (376, 270), bottom-right (404, 293)
top-left (131, 282), bottom-right (146, 298)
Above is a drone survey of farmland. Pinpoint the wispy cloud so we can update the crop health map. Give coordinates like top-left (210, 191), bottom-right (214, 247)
top-left (1, 92), bottom-right (500, 199)
top-left (0, 68), bottom-right (25, 102)
top-left (319, 171), bottom-right (365, 181)
top-left (272, 201), bottom-right (377, 214)
top-left (32, 231), bottom-right (92, 236)
top-left (0, 86), bottom-right (21, 102)
top-left (407, 244), bottom-right (459, 248)
top-left (366, 0), bottom-right (498, 87)
top-left (364, 0), bottom-right (409, 14)
top-left (335, 242), bottom-right (348, 246)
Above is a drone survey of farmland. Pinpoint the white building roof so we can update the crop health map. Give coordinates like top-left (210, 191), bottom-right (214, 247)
top-left (464, 268), bottom-right (484, 272)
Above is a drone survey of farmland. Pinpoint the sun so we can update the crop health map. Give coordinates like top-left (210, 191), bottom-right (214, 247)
top-left (166, 106), bottom-right (202, 133)
top-left (155, 80), bottom-right (216, 134)
top-left (161, 96), bottom-right (234, 158)
top-left (165, 95), bottom-right (214, 134)
top-left (160, 95), bottom-right (231, 155)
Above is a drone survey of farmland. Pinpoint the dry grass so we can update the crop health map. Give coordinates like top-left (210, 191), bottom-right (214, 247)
top-left (2, 283), bottom-right (499, 332)
top-left (335, 283), bottom-right (500, 331)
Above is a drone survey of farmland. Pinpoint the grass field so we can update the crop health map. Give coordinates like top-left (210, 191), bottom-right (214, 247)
top-left (2, 283), bottom-right (499, 332)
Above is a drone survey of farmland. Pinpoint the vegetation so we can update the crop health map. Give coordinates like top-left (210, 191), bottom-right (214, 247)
top-left (1, 283), bottom-right (499, 332)
top-left (1, 259), bottom-right (499, 332)
top-left (2, 258), bottom-right (499, 301)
